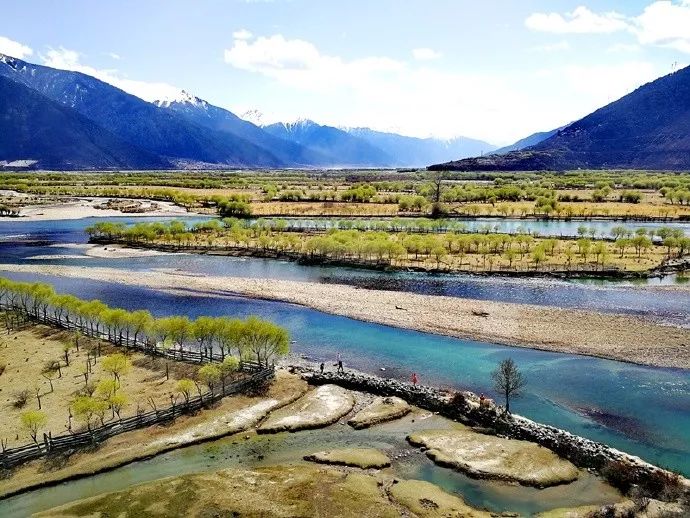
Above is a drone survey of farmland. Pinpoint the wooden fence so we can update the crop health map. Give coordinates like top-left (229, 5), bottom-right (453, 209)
top-left (0, 366), bottom-right (273, 470)
top-left (0, 305), bottom-right (274, 470)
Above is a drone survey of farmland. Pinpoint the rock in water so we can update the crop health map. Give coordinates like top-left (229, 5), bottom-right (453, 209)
top-left (259, 384), bottom-right (355, 433)
top-left (348, 396), bottom-right (411, 429)
top-left (408, 427), bottom-right (579, 487)
top-left (304, 448), bottom-right (391, 469)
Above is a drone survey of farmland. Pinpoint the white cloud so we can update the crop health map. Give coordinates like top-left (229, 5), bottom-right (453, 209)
top-left (632, 1), bottom-right (690, 53)
top-left (223, 33), bottom-right (663, 142)
top-left (412, 48), bottom-right (441, 60)
top-left (107, 52), bottom-right (121, 60)
top-left (530, 40), bottom-right (571, 52)
top-left (233, 29), bottom-right (253, 40)
top-left (224, 34), bottom-right (404, 92)
top-left (607, 43), bottom-right (640, 53)
top-left (0, 35), bottom-right (33, 59)
top-left (525, 6), bottom-right (628, 34)
top-left (549, 61), bottom-right (658, 100)
top-left (526, 2), bottom-right (690, 54)
top-left (41, 47), bottom-right (182, 102)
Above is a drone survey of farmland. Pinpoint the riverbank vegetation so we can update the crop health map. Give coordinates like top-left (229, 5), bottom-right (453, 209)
top-left (3, 169), bottom-right (690, 220)
top-left (0, 277), bottom-right (289, 449)
top-left (86, 218), bottom-right (688, 275)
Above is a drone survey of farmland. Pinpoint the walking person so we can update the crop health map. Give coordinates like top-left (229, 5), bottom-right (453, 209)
top-left (320, 362), bottom-right (325, 374)
top-left (411, 372), bottom-right (418, 386)
top-left (337, 358), bottom-right (344, 374)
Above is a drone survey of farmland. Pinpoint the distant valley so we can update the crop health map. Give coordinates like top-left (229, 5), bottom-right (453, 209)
top-left (0, 53), bottom-right (495, 170)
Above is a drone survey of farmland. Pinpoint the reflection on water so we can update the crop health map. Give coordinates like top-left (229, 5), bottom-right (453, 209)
top-left (1, 217), bottom-right (689, 477)
top-left (1, 271), bottom-right (689, 478)
top-left (0, 413), bottom-right (621, 517)
top-left (1, 217), bottom-right (690, 327)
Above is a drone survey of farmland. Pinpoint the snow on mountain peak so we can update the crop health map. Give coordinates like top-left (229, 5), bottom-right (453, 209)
top-left (240, 109), bottom-right (266, 126)
top-left (153, 89), bottom-right (207, 109)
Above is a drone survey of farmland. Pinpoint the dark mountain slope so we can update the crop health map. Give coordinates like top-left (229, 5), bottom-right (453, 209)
top-left (431, 66), bottom-right (690, 171)
top-left (263, 120), bottom-right (394, 167)
top-left (154, 93), bottom-right (330, 166)
top-left (0, 76), bottom-right (168, 170)
top-left (0, 54), bottom-right (282, 167)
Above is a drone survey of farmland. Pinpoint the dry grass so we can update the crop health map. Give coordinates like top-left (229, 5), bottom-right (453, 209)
top-left (35, 463), bottom-right (493, 518)
top-left (0, 369), bottom-right (308, 498)
top-left (252, 201), bottom-right (400, 216)
top-left (0, 324), bottom-right (196, 446)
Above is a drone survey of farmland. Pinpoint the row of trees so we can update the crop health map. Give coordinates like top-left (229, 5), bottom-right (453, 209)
top-left (85, 220), bottom-right (684, 272)
top-left (87, 217), bottom-right (688, 243)
top-left (0, 278), bottom-right (290, 367)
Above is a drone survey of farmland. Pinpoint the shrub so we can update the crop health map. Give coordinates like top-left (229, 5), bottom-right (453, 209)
top-left (601, 460), bottom-right (685, 503)
top-left (12, 389), bottom-right (30, 409)
top-left (430, 202), bottom-right (449, 219)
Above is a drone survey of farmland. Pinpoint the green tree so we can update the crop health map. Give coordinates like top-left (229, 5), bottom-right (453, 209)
top-left (197, 364), bottom-right (221, 394)
top-left (242, 316), bottom-right (290, 366)
top-left (176, 379), bottom-right (195, 404)
top-left (20, 410), bottom-right (48, 444)
top-left (101, 353), bottom-right (131, 385)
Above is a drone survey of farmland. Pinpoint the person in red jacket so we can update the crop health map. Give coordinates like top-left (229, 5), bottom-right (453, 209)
top-left (411, 372), bottom-right (418, 386)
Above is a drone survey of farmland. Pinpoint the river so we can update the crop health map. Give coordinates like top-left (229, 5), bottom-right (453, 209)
top-left (0, 217), bottom-right (688, 487)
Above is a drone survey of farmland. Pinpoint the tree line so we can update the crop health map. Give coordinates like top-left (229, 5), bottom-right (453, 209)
top-left (0, 278), bottom-right (289, 367)
top-left (86, 219), bottom-right (687, 273)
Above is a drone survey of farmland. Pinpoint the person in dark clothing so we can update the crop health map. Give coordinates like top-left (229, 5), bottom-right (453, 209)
top-left (337, 360), bottom-right (344, 373)
top-left (320, 362), bottom-right (325, 374)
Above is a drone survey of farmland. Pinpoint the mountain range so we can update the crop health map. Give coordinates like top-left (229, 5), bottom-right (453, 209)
top-left (0, 53), bottom-right (495, 170)
top-left (431, 64), bottom-right (690, 171)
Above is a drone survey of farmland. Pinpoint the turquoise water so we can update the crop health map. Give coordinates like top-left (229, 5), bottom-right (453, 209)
top-left (2, 271), bottom-right (689, 478)
top-left (0, 217), bottom-right (688, 516)
top-left (2, 217), bottom-right (690, 327)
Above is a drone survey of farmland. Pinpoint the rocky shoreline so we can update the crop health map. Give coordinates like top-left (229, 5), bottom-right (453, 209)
top-left (290, 365), bottom-right (690, 495)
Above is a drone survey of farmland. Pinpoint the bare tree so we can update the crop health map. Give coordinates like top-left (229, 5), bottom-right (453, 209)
top-left (491, 358), bottom-right (526, 414)
top-left (429, 171), bottom-right (445, 203)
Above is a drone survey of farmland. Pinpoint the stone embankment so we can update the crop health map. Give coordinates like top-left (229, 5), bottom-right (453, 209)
top-left (291, 367), bottom-right (689, 492)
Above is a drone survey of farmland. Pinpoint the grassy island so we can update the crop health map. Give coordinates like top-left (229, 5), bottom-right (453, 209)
top-left (86, 218), bottom-right (689, 276)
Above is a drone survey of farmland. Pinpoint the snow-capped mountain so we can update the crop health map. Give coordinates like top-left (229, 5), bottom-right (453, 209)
top-left (240, 109), bottom-right (267, 127)
top-left (0, 53), bottom-right (283, 168)
top-left (263, 119), bottom-right (394, 167)
top-left (343, 127), bottom-right (497, 167)
top-left (0, 51), bottom-right (498, 169)
top-left (153, 90), bottom-right (209, 110)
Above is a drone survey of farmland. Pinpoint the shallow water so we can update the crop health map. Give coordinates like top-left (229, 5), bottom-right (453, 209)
top-left (2, 271), bottom-right (689, 478)
top-left (0, 412), bottom-right (621, 517)
top-left (278, 216), bottom-right (690, 239)
top-left (1, 217), bottom-right (690, 327)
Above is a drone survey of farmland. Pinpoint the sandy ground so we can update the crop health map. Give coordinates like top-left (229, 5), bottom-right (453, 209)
top-left (83, 244), bottom-right (178, 259)
top-left (348, 396), bottom-right (411, 429)
top-left (259, 384), bottom-right (355, 433)
top-left (304, 448), bottom-right (391, 469)
top-left (1, 264), bottom-right (689, 370)
top-left (2, 195), bottom-right (191, 221)
top-left (0, 325), bottom-right (197, 445)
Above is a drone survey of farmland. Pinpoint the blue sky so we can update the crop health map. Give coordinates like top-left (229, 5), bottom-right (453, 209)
top-left (2, 0), bottom-right (689, 144)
